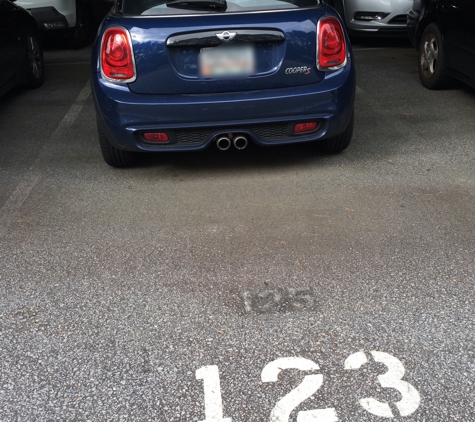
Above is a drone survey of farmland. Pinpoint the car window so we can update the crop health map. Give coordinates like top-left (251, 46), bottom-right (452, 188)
top-left (122, 0), bottom-right (321, 16)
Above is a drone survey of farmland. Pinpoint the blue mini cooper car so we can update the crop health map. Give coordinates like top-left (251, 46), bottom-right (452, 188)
top-left (92, 0), bottom-right (355, 167)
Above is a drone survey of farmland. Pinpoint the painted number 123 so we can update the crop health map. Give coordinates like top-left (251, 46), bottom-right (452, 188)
top-left (196, 351), bottom-right (421, 421)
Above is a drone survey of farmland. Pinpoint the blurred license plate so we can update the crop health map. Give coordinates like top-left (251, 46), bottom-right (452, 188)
top-left (199, 45), bottom-right (255, 78)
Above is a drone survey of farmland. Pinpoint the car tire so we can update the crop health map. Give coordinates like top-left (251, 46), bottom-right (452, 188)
top-left (318, 111), bottom-right (354, 154)
top-left (97, 121), bottom-right (137, 168)
top-left (69, 0), bottom-right (93, 49)
top-left (418, 23), bottom-right (449, 89)
top-left (25, 30), bottom-right (44, 89)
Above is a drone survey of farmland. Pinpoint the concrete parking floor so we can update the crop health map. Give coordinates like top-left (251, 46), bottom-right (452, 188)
top-left (0, 39), bottom-right (474, 421)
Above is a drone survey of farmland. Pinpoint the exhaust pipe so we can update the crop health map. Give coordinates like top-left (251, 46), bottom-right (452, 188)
top-left (216, 136), bottom-right (232, 151)
top-left (233, 135), bottom-right (248, 150)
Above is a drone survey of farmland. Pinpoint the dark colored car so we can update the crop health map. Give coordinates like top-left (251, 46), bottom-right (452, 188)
top-left (407, 0), bottom-right (475, 89)
top-left (0, 0), bottom-right (44, 98)
top-left (91, 0), bottom-right (356, 168)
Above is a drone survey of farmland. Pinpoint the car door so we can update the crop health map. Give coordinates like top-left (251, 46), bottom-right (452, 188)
top-left (439, 0), bottom-right (475, 83)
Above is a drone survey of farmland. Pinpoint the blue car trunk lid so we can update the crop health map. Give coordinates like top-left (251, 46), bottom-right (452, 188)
top-left (124, 8), bottom-right (328, 95)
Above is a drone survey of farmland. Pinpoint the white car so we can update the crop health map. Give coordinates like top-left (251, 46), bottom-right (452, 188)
top-left (15, 0), bottom-right (111, 47)
top-left (327, 0), bottom-right (412, 37)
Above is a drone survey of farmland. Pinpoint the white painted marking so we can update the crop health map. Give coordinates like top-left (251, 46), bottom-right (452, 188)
top-left (269, 374), bottom-right (323, 422)
top-left (242, 291), bottom-right (252, 313)
top-left (58, 82), bottom-right (91, 127)
top-left (0, 173), bottom-right (41, 232)
top-left (261, 357), bottom-right (320, 382)
top-left (355, 85), bottom-right (365, 95)
top-left (0, 80), bottom-right (91, 236)
top-left (359, 397), bottom-right (394, 418)
top-left (343, 351), bottom-right (367, 369)
top-left (196, 365), bottom-right (232, 422)
top-left (297, 408), bottom-right (339, 422)
top-left (194, 352), bottom-right (419, 421)
top-left (344, 351), bottom-right (421, 418)
top-left (262, 357), bottom-right (338, 422)
top-left (371, 351), bottom-right (421, 417)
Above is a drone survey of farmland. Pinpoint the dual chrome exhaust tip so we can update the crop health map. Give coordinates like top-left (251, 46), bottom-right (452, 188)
top-left (216, 134), bottom-right (248, 151)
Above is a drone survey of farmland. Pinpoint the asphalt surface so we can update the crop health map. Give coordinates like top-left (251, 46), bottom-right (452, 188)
top-left (0, 38), bottom-right (474, 421)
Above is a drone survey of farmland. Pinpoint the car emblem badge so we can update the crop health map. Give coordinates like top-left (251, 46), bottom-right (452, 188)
top-left (216, 31), bottom-right (236, 42)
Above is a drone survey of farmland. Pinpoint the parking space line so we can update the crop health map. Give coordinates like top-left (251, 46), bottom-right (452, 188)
top-left (0, 173), bottom-right (41, 233)
top-left (0, 80), bottom-right (91, 236)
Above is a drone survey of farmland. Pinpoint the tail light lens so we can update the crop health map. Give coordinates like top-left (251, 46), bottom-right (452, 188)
top-left (317, 17), bottom-right (347, 70)
top-left (101, 28), bottom-right (136, 83)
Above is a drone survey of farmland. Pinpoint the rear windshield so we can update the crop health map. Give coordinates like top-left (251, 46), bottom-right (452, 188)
top-left (122, 0), bottom-right (322, 16)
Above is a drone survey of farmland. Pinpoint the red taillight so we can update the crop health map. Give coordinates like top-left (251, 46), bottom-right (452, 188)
top-left (294, 122), bottom-right (319, 133)
top-left (317, 17), bottom-right (347, 70)
top-left (143, 132), bottom-right (169, 142)
top-left (101, 28), bottom-right (136, 82)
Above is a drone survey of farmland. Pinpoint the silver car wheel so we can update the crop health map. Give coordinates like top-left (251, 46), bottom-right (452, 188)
top-left (421, 34), bottom-right (438, 78)
top-left (27, 34), bottom-right (42, 80)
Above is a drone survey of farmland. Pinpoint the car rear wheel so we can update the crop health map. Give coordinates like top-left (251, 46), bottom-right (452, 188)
top-left (318, 111), bottom-right (354, 154)
top-left (25, 30), bottom-right (44, 89)
top-left (418, 23), bottom-right (449, 89)
top-left (97, 121), bottom-right (137, 168)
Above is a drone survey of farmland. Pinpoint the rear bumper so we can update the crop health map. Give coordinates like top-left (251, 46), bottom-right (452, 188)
top-left (92, 62), bottom-right (356, 152)
top-left (347, 27), bottom-right (408, 38)
top-left (346, 19), bottom-right (409, 37)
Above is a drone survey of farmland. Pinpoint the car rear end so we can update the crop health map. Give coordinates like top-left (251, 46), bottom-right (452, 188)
top-left (15, 0), bottom-right (76, 31)
top-left (91, 0), bottom-right (355, 164)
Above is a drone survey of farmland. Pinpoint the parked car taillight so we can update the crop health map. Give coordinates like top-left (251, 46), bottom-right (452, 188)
top-left (101, 28), bottom-right (136, 83)
top-left (317, 17), bottom-right (347, 71)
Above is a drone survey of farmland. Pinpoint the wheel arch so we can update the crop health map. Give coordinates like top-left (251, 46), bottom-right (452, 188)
top-left (414, 0), bottom-right (442, 51)
top-left (417, 18), bottom-right (448, 57)
top-left (25, 14), bottom-right (41, 33)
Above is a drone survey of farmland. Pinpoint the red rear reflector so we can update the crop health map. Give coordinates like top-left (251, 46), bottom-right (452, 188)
top-left (143, 132), bottom-right (169, 142)
top-left (317, 17), bottom-right (347, 70)
top-left (101, 28), bottom-right (136, 82)
top-left (294, 122), bottom-right (319, 133)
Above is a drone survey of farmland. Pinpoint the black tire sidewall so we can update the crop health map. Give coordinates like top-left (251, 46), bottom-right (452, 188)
top-left (97, 120), bottom-right (137, 168)
top-left (318, 110), bottom-right (354, 154)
